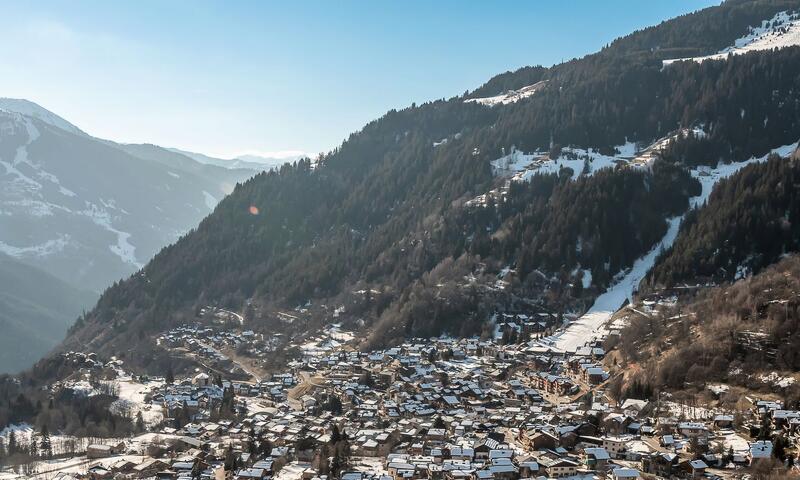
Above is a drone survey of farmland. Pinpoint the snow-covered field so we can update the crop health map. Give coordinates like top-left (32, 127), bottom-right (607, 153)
top-left (113, 376), bottom-right (165, 426)
top-left (719, 430), bottom-right (750, 454)
top-left (465, 81), bottom-right (547, 106)
top-left (351, 457), bottom-right (390, 475)
top-left (664, 10), bottom-right (800, 66)
top-left (662, 400), bottom-right (717, 420)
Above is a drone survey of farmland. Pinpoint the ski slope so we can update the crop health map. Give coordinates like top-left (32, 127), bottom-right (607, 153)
top-left (541, 140), bottom-right (799, 353)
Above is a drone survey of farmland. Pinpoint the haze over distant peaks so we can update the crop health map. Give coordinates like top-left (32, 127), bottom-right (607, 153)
top-left (167, 147), bottom-right (308, 171)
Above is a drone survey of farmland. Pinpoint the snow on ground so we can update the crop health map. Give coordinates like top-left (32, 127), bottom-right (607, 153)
top-left (469, 141), bottom-right (642, 208)
top-left (491, 142), bottom-right (636, 183)
top-left (626, 439), bottom-right (654, 455)
top-left (0, 98), bottom-right (85, 136)
top-left (690, 140), bottom-right (798, 208)
top-left (79, 201), bottom-right (142, 268)
top-left (63, 380), bottom-right (99, 397)
top-left (465, 81), bottom-right (547, 106)
top-left (759, 371), bottom-right (797, 388)
top-left (707, 384), bottom-right (730, 395)
top-left (274, 461), bottom-right (314, 480)
top-left (538, 139), bottom-right (799, 353)
top-left (0, 423), bottom-right (33, 440)
top-left (327, 323), bottom-right (355, 342)
top-left (1, 113), bottom-right (80, 207)
top-left (113, 377), bottom-right (165, 426)
top-left (719, 429), bottom-right (750, 454)
top-left (581, 269), bottom-right (593, 289)
top-left (664, 10), bottom-right (800, 66)
top-left (543, 216), bottom-right (683, 353)
top-left (216, 308), bottom-right (244, 325)
top-left (0, 234), bottom-right (71, 258)
top-left (663, 400), bottom-right (717, 420)
top-left (351, 457), bottom-right (390, 475)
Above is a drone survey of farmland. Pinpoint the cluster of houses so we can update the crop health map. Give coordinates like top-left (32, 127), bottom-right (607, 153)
top-left (157, 324), bottom-right (267, 379)
top-left (36, 318), bottom-right (800, 480)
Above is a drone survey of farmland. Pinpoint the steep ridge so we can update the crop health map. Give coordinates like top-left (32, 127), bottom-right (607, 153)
top-left (58, 0), bottom-right (800, 373)
top-left (0, 253), bottom-right (96, 374)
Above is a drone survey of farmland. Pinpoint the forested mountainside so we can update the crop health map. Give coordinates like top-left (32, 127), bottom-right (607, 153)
top-left (59, 0), bottom-right (800, 373)
top-left (610, 253), bottom-right (800, 404)
top-left (648, 153), bottom-right (800, 288)
top-left (0, 100), bottom-right (260, 374)
top-left (0, 254), bottom-right (96, 374)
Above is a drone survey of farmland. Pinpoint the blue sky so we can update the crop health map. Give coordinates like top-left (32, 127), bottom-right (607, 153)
top-left (1, 1), bottom-right (717, 159)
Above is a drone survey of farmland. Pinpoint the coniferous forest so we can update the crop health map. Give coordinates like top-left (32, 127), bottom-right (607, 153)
top-left (60, 0), bottom-right (800, 371)
top-left (2, 0), bottom-right (800, 444)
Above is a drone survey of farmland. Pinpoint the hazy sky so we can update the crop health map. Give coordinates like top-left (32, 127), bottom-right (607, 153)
top-left (1, 1), bottom-right (717, 159)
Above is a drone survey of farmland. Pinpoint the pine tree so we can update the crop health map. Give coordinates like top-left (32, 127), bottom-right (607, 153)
top-left (135, 411), bottom-right (145, 433)
top-left (28, 435), bottom-right (38, 458)
top-left (330, 424), bottom-right (341, 444)
top-left (223, 445), bottom-right (236, 471)
top-left (7, 431), bottom-right (16, 456)
top-left (39, 425), bottom-right (52, 459)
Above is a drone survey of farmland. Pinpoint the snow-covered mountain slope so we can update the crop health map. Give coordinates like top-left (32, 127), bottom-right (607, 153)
top-left (466, 131), bottom-right (688, 208)
top-left (0, 98), bottom-right (85, 136)
top-left (538, 139), bottom-right (799, 354)
top-left (0, 101), bottom-right (256, 292)
top-left (664, 10), bottom-right (800, 66)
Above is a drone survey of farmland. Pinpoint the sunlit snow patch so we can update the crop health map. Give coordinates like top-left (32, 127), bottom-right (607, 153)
top-left (664, 10), bottom-right (800, 66)
top-left (465, 81), bottom-right (547, 106)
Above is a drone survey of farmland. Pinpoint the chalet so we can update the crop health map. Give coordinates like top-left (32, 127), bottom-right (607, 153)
top-left (583, 447), bottom-right (610, 469)
top-left (712, 414), bottom-right (734, 429)
top-left (677, 422), bottom-right (709, 443)
top-left (749, 440), bottom-right (773, 465)
top-left (679, 459), bottom-right (708, 479)
top-left (641, 452), bottom-right (678, 478)
top-left (538, 456), bottom-right (579, 478)
top-left (611, 467), bottom-right (641, 479)
top-left (601, 436), bottom-right (627, 459)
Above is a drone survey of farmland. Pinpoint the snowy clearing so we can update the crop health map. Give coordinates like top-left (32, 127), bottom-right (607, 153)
top-left (664, 10), bottom-right (800, 66)
top-left (690, 140), bottom-right (798, 208)
top-left (465, 81), bottom-right (547, 106)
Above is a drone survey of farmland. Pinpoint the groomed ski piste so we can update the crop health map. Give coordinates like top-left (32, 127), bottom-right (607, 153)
top-left (536, 139), bottom-right (799, 354)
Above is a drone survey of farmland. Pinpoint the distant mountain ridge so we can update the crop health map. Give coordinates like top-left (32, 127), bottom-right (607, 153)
top-left (0, 100), bottom-right (261, 373)
top-left (0, 98), bottom-right (85, 136)
top-left (167, 147), bottom-right (307, 172)
top-left (0, 101), bottom-right (258, 292)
